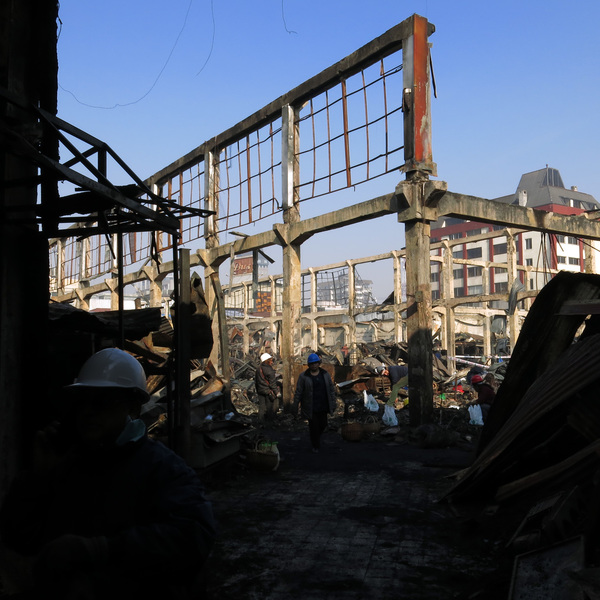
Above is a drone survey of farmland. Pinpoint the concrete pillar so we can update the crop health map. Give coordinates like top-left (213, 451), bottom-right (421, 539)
top-left (404, 214), bottom-right (434, 426)
top-left (506, 230), bottom-right (520, 352)
top-left (483, 314), bottom-right (492, 360)
top-left (393, 251), bottom-right (403, 343)
top-left (442, 241), bottom-right (455, 361)
top-left (142, 264), bottom-right (163, 308)
top-left (280, 104), bottom-right (302, 407)
top-left (203, 150), bottom-right (222, 372)
top-left (310, 268), bottom-right (318, 346)
top-left (347, 261), bottom-right (356, 356)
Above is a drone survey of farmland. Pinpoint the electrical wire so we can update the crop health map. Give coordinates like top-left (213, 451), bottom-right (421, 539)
top-left (59, 0), bottom-right (195, 109)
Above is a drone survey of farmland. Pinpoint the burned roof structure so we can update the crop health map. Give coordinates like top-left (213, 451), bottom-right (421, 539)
top-left (443, 272), bottom-right (600, 571)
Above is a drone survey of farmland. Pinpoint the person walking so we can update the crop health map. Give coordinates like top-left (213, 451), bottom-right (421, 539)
top-left (293, 353), bottom-right (337, 453)
top-left (255, 353), bottom-right (280, 422)
top-left (0, 348), bottom-right (217, 600)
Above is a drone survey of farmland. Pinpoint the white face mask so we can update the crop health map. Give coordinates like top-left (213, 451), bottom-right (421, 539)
top-left (115, 417), bottom-right (146, 446)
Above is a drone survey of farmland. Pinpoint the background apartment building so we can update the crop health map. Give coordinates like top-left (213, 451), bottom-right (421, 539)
top-left (430, 167), bottom-right (600, 302)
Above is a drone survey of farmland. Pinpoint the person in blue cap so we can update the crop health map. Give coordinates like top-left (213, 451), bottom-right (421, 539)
top-left (292, 353), bottom-right (338, 453)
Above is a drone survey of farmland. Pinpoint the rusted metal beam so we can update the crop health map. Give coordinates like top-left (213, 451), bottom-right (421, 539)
top-left (148, 17), bottom-right (431, 187)
top-left (402, 14), bottom-right (436, 175)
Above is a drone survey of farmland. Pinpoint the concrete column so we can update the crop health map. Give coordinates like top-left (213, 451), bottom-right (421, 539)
top-left (281, 242), bottom-right (302, 404)
top-left (506, 230), bottom-right (520, 352)
top-left (280, 104), bottom-right (302, 407)
top-left (75, 287), bottom-right (90, 311)
top-left (203, 150), bottom-right (222, 371)
top-left (242, 284), bottom-right (250, 354)
top-left (392, 251), bottom-right (403, 343)
top-left (442, 241), bottom-right (455, 361)
top-left (309, 268), bottom-right (318, 346)
top-left (142, 265), bottom-right (163, 308)
top-left (347, 261), bottom-right (356, 357)
top-left (404, 214), bottom-right (434, 426)
top-left (483, 315), bottom-right (492, 360)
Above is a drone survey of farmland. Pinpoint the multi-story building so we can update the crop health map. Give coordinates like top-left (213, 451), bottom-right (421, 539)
top-left (430, 167), bottom-right (600, 302)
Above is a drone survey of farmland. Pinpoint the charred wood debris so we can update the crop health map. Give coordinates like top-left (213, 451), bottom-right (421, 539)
top-left (47, 271), bottom-right (600, 595)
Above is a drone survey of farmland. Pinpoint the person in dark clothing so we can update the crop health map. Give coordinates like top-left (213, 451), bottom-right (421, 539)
top-left (0, 348), bottom-right (216, 600)
top-left (293, 353), bottom-right (337, 453)
top-left (470, 373), bottom-right (496, 422)
top-left (255, 353), bottom-right (280, 422)
top-left (377, 364), bottom-right (409, 406)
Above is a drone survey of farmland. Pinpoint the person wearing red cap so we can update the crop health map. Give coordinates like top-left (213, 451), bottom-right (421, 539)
top-left (470, 373), bottom-right (496, 422)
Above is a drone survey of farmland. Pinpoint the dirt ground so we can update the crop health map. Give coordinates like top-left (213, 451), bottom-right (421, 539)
top-left (201, 403), bottom-right (517, 599)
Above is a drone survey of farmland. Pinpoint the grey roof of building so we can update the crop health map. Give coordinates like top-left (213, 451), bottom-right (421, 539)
top-left (493, 167), bottom-right (598, 210)
top-left (430, 167), bottom-right (599, 231)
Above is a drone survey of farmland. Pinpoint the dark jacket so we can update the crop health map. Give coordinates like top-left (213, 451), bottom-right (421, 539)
top-left (388, 365), bottom-right (409, 385)
top-left (0, 435), bottom-right (216, 589)
top-left (255, 362), bottom-right (279, 398)
top-left (476, 383), bottom-right (496, 406)
top-left (292, 368), bottom-right (337, 419)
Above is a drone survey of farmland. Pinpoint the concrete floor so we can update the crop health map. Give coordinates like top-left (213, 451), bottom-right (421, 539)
top-left (202, 425), bottom-right (512, 599)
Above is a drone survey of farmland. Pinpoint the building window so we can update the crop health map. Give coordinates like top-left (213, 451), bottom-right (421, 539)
top-left (449, 232), bottom-right (463, 240)
top-left (452, 249), bottom-right (463, 259)
top-left (467, 266), bottom-right (482, 277)
top-left (466, 247), bottom-right (482, 259)
top-left (525, 238), bottom-right (533, 250)
top-left (468, 285), bottom-right (483, 295)
top-left (530, 278), bottom-right (534, 289)
top-left (430, 272), bottom-right (439, 283)
top-left (494, 268), bottom-right (507, 275)
top-left (453, 268), bottom-right (464, 280)
top-left (556, 235), bottom-right (565, 244)
top-left (493, 243), bottom-right (507, 255)
top-left (526, 258), bottom-right (533, 266)
top-left (495, 282), bottom-right (508, 293)
top-left (567, 236), bottom-right (577, 245)
top-left (432, 290), bottom-right (440, 301)
top-left (454, 287), bottom-right (465, 298)
top-left (569, 257), bottom-right (580, 266)
top-left (557, 256), bottom-right (566, 264)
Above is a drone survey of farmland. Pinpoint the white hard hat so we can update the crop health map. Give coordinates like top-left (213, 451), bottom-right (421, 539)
top-left (260, 353), bottom-right (272, 362)
top-left (67, 348), bottom-right (148, 398)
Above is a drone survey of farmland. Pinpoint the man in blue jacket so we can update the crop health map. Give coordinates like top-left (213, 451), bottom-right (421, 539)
top-left (0, 348), bottom-right (216, 599)
top-left (293, 353), bottom-right (337, 453)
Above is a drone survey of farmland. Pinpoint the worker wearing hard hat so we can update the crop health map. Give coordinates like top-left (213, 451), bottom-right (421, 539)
top-left (0, 347), bottom-right (216, 599)
top-left (255, 352), bottom-right (281, 422)
top-left (293, 353), bottom-right (337, 453)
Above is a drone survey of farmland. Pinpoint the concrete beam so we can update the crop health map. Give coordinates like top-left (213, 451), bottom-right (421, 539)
top-left (431, 191), bottom-right (600, 240)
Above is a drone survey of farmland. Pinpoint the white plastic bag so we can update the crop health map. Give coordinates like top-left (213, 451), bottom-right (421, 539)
top-left (382, 404), bottom-right (398, 427)
top-left (468, 404), bottom-right (484, 426)
top-left (362, 390), bottom-right (379, 412)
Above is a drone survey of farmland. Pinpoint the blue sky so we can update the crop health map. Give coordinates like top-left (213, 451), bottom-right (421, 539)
top-left (57, 0), bottom-right (600, 300)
